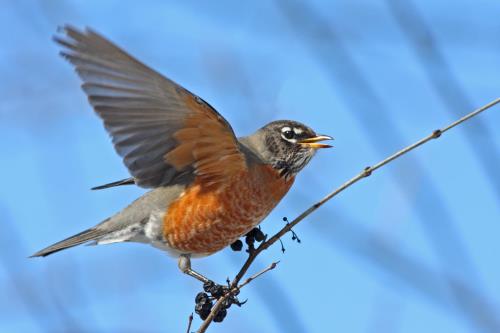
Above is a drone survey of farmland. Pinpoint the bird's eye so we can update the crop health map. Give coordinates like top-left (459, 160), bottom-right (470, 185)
top-left (283, 130), bottom-right (295, 140)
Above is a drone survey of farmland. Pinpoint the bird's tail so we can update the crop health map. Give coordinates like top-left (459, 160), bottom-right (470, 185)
top-left (30, 228), bottom-right (108, 257)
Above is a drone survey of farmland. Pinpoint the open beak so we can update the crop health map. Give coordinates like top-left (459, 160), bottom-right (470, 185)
top-left (299, 135), bottom-right (334, 149)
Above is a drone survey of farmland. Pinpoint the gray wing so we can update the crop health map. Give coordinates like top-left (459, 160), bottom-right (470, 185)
top-left (56, 26), bottom-right (247, 188)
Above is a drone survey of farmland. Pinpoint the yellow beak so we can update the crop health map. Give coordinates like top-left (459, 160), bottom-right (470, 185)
top-left (298, 135), bottom-right (334, 149)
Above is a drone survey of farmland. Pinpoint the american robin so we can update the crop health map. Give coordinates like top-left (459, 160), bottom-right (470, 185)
top-left (31, 26), bottom-right (332, 283)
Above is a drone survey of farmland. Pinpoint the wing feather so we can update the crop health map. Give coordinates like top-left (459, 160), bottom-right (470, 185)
top-left (56, 26), bottom-right (247, 188)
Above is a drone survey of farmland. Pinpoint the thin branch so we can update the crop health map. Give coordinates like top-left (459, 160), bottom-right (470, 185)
top-left (186, 313), bottom-right (193, 333)
top-left (196, 262), bottom-right (279, 333)
top-left (196, 97), bottom-right (500, 332)
top-left (238, 261), bottom-right (279, 289)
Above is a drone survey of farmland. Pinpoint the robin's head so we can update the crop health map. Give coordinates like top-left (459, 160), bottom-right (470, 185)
top-left (244, 120), bottom-right (333, 179)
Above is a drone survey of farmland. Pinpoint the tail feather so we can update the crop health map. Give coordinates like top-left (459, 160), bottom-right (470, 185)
top-left (30, 228), bottom-right (107, 257)
top-left (91, 177), bottom-right (135, 190)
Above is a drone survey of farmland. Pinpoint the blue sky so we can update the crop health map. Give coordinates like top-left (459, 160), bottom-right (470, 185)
top-left (1, 1), bottom-right (499, 332)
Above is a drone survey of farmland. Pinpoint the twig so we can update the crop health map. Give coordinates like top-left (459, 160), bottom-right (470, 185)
top-left (196, 97), bottom-right (500, 332)
top-left (186, 313), bottom-right (193, 333)
top-left (196, 262), bottom-right (279, 333)
top-left (238, 261), bottom-right (279, 289)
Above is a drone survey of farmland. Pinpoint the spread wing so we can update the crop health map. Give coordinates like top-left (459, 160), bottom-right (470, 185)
top-left (55, 26), bottom-right (247, 188)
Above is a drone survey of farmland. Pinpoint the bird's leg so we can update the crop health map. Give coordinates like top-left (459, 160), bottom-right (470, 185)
top-left (178, 254), bottom-right (210, 284)
top-left (180, 254), bottom-right (246, 323)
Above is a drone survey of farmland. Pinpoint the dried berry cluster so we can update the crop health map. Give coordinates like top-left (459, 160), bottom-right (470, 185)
top-left (282, 217), bottom-right (301, 243)
top-left (194, 226), bottom-right (297, 323)
top-left (230, 227), bottom-right (266, 254)
top-left (194, 281), bottom-right (245, 322)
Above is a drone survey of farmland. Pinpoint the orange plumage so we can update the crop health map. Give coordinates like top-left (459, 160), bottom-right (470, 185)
top-left (163, 164), bottom-right (294, 254)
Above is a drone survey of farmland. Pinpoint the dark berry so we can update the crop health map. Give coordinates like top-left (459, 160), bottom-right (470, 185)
top-left (222, 298), bottom-right (232, 309)
top-left (213, 309), bottom-right (227, 323)
top-left (230, 240), bottom-right (243, 251)
top-left (195, 297), bottom-right (213, 315)
top-left (199, 311), bottom-right (209, 320)
top-left (245, 228), bottom-right (256, 237)
top-left (245, 235), bottom-right (255, 245)
top-left (202, 302), bottom-right (212, 311)
top-left (195, 303), bottom-right (204, 314)
top-left (195, 292), bottom-right (209, 304)
top-left (211, 285), bottom-right (225, 298)
top-left (197, 301), bottom-right (212, 313)
top-left (253, 228), bottom-right (265, 242)
top-left (203, 281), bottom-right (215, 293)
top-left (291, 230), bottom-right (301, 243)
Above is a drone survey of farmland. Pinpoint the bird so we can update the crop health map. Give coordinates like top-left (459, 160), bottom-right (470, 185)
top-left (31, 26), bottom-right (333, 283)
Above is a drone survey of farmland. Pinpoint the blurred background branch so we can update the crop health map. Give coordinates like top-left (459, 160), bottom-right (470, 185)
top-left (385, 0), bottom-right (500, 199)
top-left (2, 1), bottom-right (500, 332)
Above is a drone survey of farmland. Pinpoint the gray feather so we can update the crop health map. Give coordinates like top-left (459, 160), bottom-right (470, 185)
top-left (30, 185), bottom-right (187, 258)
top-left (30, 227), bottom-right (108, 257)
top-left (54, 26), bottom-right (237, 188)
top-left (91, 177), bottom-right (135, 190)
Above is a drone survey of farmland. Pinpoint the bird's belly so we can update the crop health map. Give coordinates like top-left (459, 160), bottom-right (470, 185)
top-left (163, 165), bottom-right (294, 255)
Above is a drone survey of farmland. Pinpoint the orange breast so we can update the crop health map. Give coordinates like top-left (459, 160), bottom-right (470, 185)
top-left (163, 164), bottom-right (294, 254)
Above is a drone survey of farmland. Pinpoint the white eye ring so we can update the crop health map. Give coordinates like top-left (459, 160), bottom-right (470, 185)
top-left (280, 126), bottom-right (305, 143)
